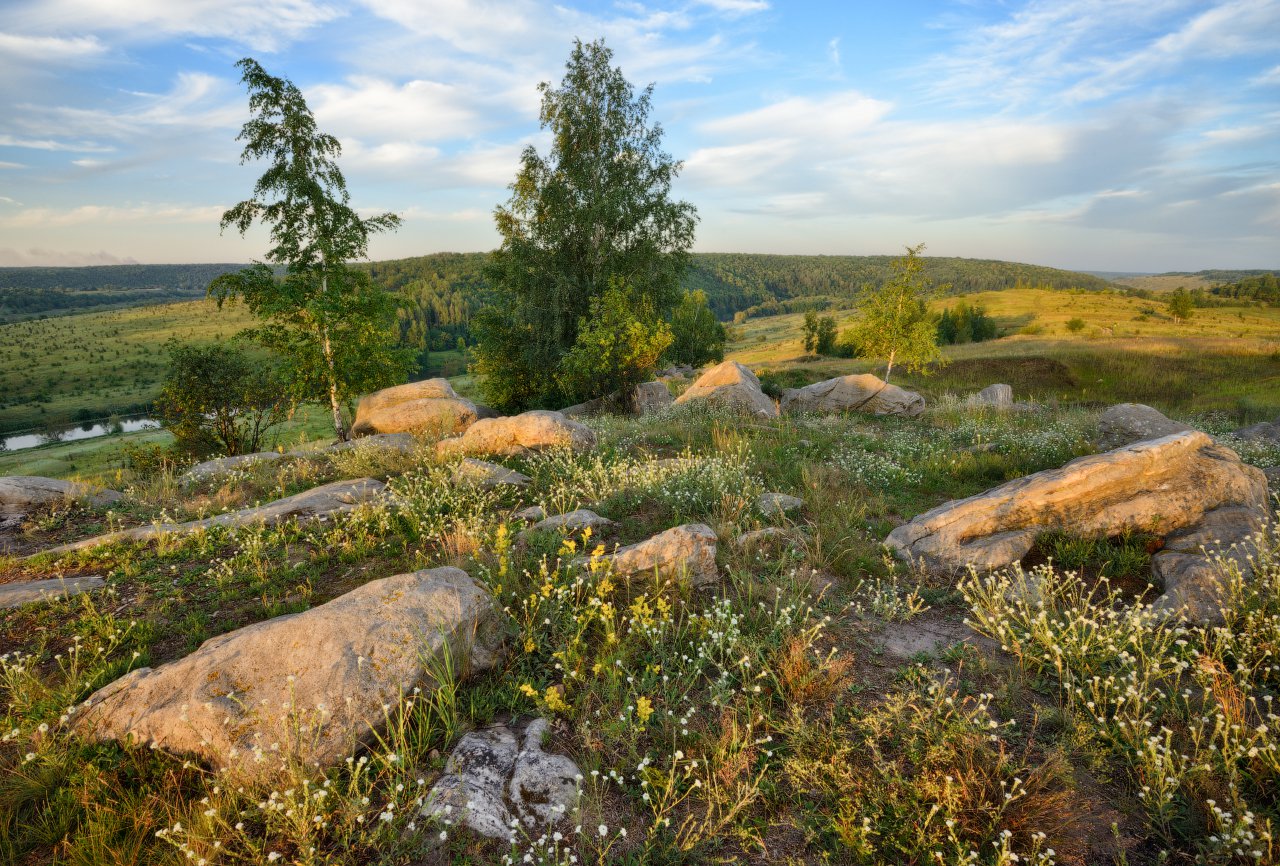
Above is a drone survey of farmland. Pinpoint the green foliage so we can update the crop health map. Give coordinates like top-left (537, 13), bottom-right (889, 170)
top-left (937, 300), bottom-right (998, 345)
top-left (211, 57), bottom-right (411, 440)
top-left (555, 281), bottom-right (673, 405)
top-left (1167, 287), bottom-right (1195, 322)
top-left (666, 289), bottom-right (725, 367)
top-left (801, 312), bottom-right (838, 355)
top-left (1064, 317), bottom-right (1086, 333)
top-left (845, 244), bottom-right (945, 383)
top-left (473, 39), bottom-right (698, 411)
top-left (802, 310), bottom-right (819, 354)
top-left (155, 341), bottom-right (290, 457)
top-left (1036, 529), bottom-right (1156, 580)
top-left (1210, 271), bottom-right (1279, 305)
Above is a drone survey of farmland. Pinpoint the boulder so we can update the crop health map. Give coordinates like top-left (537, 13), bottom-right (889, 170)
top-left (38, 478), bottom-right (386, 557)
top-left (968, 384), bottom-right (1013, 409)
top-left (1096, 403), bottom-right (1192, 450)
top-left (633, 380), bottom-right (674, 415)
top-left (603, 523), bottom-right (719, 588)
top-left (351, 379), bottom-right (477, 438)
top-left (527, 509), bottom-right (614, 534)
top-left (1233, 418), bottom-right (1280, 443)
top-left (561, 381), bottom-right (673, 418)
top-left (435, 411), bottom-right (595, 458)
top-left (0, 575), bottom-right (105, 610)
top-left (453, 458), bottom-right (531, 489)
top-left (757, 492), bottom-right (804, 518)
top-left (780, 373), bottom-right (924, 417)
top-left (885, 431), bottom-right (1269, 577)
top-left (423, 718), bottom-right (581, 839)
top-left (1151, 505), bottom-right (1268, 624)
top-left (321, 432), bottom-right (418, 457)
top-left (181, 452), bottom-right (285, 486)
top-left (514, 505), bottom-right (547, 522)
top-left (673, 361), bottom-right (777, 417)
top-left (77, 567), bottom-right (501, 781)
top-left (0, 476), bottom-right (123, 514)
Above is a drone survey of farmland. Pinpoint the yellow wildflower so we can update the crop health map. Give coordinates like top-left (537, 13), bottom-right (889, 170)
top-left (636, 696), bottom-right (654, 726)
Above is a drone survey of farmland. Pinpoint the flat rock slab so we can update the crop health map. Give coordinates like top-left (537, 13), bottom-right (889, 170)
top-left (436, 411), bottom-right (596, 458)
top-left (76, 567), bottom-right (501, 782)
top-left (453, 458), bottom-right (531, 489)
top-left (181, 452), bottom-right (285, 486)
top-left (35, 478), bottom-right (386, 558)
top-left (780, 373), bottom-right (924, 418)
top-left (526, 509), bottom-right (614, 534)
top-left (886, 431), bottom-right (1269, 576)
top-left (424, 718), bottom-right (582, 840)
top-left (1096, 403), bottom-right (1192, 450)
top-left (0, 476), bottom-right (123, 513)
top-left (674, 361), bottom-right (777, 417)
top-left (0, 575), bottom-right (105, 609)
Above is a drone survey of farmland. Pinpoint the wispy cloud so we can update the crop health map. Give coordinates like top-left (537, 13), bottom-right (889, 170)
top-left (0, 203), bottom-right (225, 228)
top-left (0, 31), bottom-right (105, 60)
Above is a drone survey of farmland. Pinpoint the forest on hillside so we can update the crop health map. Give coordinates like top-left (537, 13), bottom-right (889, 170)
top-left (0, 264), bottom-right (247, 322)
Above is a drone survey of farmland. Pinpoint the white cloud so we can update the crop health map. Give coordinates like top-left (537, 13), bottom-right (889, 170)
top-left (0, 32), bottom-right (105, 60)
top-left (0, 161), bottom-right (25, 169)
top-left (310, 76), bottom-right (486, 142)
top-left (0, 133), bottom-right (113, 152)
top-left (8, 0), bottom-right (343, 52)
top-left (0, 203), bottom-right (225, 229)
top-left (696, 0), bottom-right (769, 14)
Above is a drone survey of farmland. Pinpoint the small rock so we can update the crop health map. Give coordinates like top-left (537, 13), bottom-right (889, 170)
top-left (604, 524), bottom-right (719, 588)
top-left (735, 527), bottom-right (791, 549)
top-left (454, 458), bottom-right (531, 489)
top-left (509, 719), bottom-right (582, 825)
top-left (968, 383), bottom-right (1013, 408)
top-left (320, 432), bottom-right (417, 456)
top-left (1151, 505), bottom-right (1267, 625)
top-left (1233, 419), bottom-right (1280, 443)
top-left (0, 476), bottom-right (123, 514)
top-left (514, 505), bottom-right (547, 522)
top-left (757, 492), bottom-right (804, 518)
top-left (0, 575), bottom-right (105, 609)
top-left (181, 452), bottom-right (285, 486)
top-left (673, 361), bottom-right (777, 417)
top-left (528, 509), bottom-right (614, 534)
top-left (1096, 403), bottom-right (1192, 450)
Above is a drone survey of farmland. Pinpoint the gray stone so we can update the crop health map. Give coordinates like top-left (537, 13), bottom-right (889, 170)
top-left (1096, 403), bottom-right (1192, 450)
top-left (453, 458), bottom-right (531, 490)
top-left (1233, 420), bottom-right (1280, 443)
top-left (0, 575), bottom-right (105, 609)
top-left (562, 381), bottom-right (673, 418)
top-left (757, 492), bottom-right (804, 518)
top-left (77, 567), bottom-right (502, 781)
top-left (969, 384), bottom-right (1014, 408)
top-left (513, 506), bottom-right (546, 522)
top-left (1151, 505), bottom-right (1268, 625)
top-left (673, 361), bottom-right (777, 417)
top-left (528, 509), bottom-right (614, 534)
top-left (181, 452), bottom-right (285, 486)
top-left (780, 373), bottom-right (924, 418)
top-left (37, 478), bottom-right (386, 558)
top-left (509, 719), bottom-right (582, 825)
top-left (0, 476), bottom-right (123, 514)
top-left (321, 432), bottom-right (417, 456)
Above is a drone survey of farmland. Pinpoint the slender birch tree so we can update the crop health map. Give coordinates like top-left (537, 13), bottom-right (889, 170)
top-left (211, 58), bottom-right (411, 441)
top-left (848, 243), bottom-right (946, 383)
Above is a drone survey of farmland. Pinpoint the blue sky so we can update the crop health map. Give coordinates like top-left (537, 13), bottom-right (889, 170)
top-left (1, 0), bottom-right (1277, 271)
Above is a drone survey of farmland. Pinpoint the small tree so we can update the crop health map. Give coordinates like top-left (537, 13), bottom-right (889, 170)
top-left (847, 244), bottom-right (945, 383)
top-left (473, 39), bottom-right (698, 411)
top-left (667, 290), bottom-right (726, 367)
top-left (555, 281), bottom-right (672, 405)
top-left (156, 342), bottom-right (290, 456)
top-left (802, 311), bottom-right (819, 354)
top-left (211, 58), bottom-right (413, 441)
top-left (1167, 288), bottom-right (1195, 322)
top-left (815, 315), bottom-right (838, 355)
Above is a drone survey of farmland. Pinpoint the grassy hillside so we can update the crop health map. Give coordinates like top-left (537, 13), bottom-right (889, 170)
top-left (1113, 269), bottom-right (1278, 294)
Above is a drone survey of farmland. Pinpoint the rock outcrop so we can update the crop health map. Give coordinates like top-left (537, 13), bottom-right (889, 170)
top-left (38, 478), bottom-right (385, 557)
top-left (181, 452), bottom-right (285, 486)
top-left (1096, 403), bottom-right (1192, 450)
top-left (435, 411), bottom-right (595, 458)
top-left (885, 431), bottom-right (1269, 578)
top-left (601, 523), bottom-right (719, 588)
top-left (423, 718), bottom-right (581, 839)
top-left (77, 567), bottom-right (501, 780)
top-left (352, 379), bottom-right (477, 438)
top-left (673, 361), bottom-right (777, 417)
top-left (757, 492), bottom-right (804, 518)
top-left (0, 476), bottom-right (123, 513)
top-left (453, 458), bottom-right (531, 489)
top-left (780, 374), bottom-right (924, 418)
top-left (0, 575), bottom-right (105, 609)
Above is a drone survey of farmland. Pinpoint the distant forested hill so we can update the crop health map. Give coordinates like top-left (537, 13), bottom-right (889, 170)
top-left (0, 263), bottom-right (248, 322)
top-left (0, 252), bottom-right (1111, 328)
top-left (1209, 272), bottom-right (1279, 305)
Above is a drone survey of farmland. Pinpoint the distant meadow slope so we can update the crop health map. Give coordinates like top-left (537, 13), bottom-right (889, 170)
top-left (1, 255), bottom-right (1277, 441)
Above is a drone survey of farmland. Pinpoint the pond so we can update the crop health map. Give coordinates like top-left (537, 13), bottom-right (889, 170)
top-left (1, 417), bottom-right (161, 452)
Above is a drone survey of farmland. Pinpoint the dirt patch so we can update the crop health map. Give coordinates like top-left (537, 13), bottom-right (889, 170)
top-left (876, 607), bottom-right (997, 660)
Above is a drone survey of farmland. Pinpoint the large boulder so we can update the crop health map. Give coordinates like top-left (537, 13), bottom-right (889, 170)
top-left (0, 476), bottom-right (123, 514)
top-left (38, 478), bottom-right (386, 557)
top-left (603, 523), bottom-right (719, 588)
top-left (77, 567), bottom-right (501, 780)
top-left (885, 431), bottom-right (1269, 577)
top-left (435, 411), bottom-right (595, 458)
top-left (1096, 403), bottom-right (1192, 450)
top-left (352, 379), bottom-right (477, 438)
top-left (673, 361), bottom-right (777, 417)
top-left (780, 373), bottom-right (924, 418)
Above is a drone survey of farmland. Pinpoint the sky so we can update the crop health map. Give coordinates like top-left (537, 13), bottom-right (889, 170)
top-left (0, 0), bottom-right (1277, 272)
